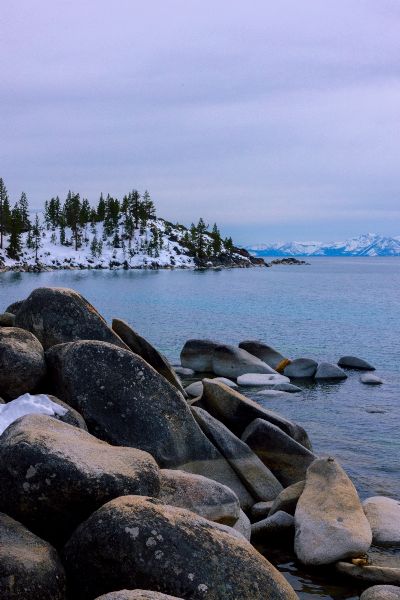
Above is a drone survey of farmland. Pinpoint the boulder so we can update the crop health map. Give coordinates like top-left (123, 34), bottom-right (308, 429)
top-left (0, 311), bottom-right (15, 326)
top-left (294, 457), bottom-right (372, 565)
top-left (63, 495), bottom-right (298, 600)
top-left (271, 383), bottom-right (302, 393)
top-left (232, 509), bottom-right (251, 541)
top-left (284, 358), bottom-right (318, 379)
top-left (46, 341), bottom-right (254, 509)
top-left (360, 586), bottom-right (400, 600)
top-left (192, 406), bottom-right (283, 501)
top-left (45, 394), bottom-right (87, 430)
top-left (180, 339), bottom-right (220, 372)
top-left (338, 356), bottom-right (375, 370)
top-left (242, 419), bottom-right (315, 487)
top-left (174, 366), bottom-right (194, 376)
top-left (250, 501), bottom-right (274, 521)
top-left (15, 287), bottom-right (128, 350)
top-left (0, 327), bottom-right (46, 399)
top-left (213, 376), bottom-right (238, 388)
top-left (158, 469), bottom-right (240, 526)
top-left (0, 511), bottom-right (66, 599)
top-left (361, 374), bottom-right (383, 385)
top-left (363, 497), bottom-right (400, 546)
top-left (336, 562), bottom-right (400, 585)
top-left (269, 480), bottom-right (305, 517)
top-left (251, 511), bottom-right (294, 542)
top-left (0, 414), bottom-right (160, 544)
top-left (112, 319), bottom-right (186, 396)
top-left (4, 299), bottom-right (25, 315)
top-left (200, 378), bottom-right (312, 449)
top-left (184, 381), bottom-right (203, 397)
top-left (238, 340), bottom-right (289, 372)
top-left (95, 592), bottom-right (183, 600)
top-left (315, 362), bottom-right (348, 380)
top-left (237, 373), bottom-right (289, 386)
top-left (212, 344), bottom-right (277, 378)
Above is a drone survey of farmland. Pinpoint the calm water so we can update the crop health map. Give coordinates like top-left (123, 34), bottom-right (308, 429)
top-left (1, 258), bottom-right (399, 598)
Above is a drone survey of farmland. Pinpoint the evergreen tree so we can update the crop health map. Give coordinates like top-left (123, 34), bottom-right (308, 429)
top-left (18, 192), bottom-right (31, 231)
top-left (0, 178), bottom-right (9, 249)
top-left (195, 218), bottom-right (208, 259)
top-left (224, 236), bottom-right (234, 253)
top-left (90, 233), bottom-right (99, 257)
top-left (210, 223), bottom-right (222, 256)
top-left (97, 193), bottom-right (106, 222)
top-left (64, 191), bottom-right (82, 250)
top-left (7, 204), bottom-right (23, 259)
top-left (103, 195), bottom-right (120, 236)
top-left (31, 214), bottom-right (42, 261)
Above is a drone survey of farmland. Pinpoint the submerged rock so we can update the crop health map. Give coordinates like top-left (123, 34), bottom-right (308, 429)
top-left (0, 511), bottom-right (66, 600)
top-left (237, 373), bottom-right (289, 386)
top-left (63, 495), bottom-right (298, 600)
top-left (338, 356), bottom-right (375, 370)
top-left (15, 287), bottom-right (128, 350)
top-left (315, 362), bottom-right (348, 380)
top-left (0, 414), bottom-right (159, 544)
top-left (180, 339), bottom-right (220, 372)
top-left (284, 358), bottom-right (318, 379)
top-left (361, 374), bottom-right (384, 385)
top-left (363, 497), bottom-right (400, 546)
top-left (360, 586), bottom-right (400, 600)
top-left (294, 458), bottom-right (372, 565)
top-left (271, 383), bottom-right (303, 393)
top-left (0, 327), bottom-right (46, 399)
top-left (212, 344), bottom-right (277, 378)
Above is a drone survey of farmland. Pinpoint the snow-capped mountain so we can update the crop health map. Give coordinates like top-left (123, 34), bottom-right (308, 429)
top-left (247, 234), bottom-right (400, 257)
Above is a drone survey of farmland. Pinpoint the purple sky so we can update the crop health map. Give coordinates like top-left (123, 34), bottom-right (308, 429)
top-left (1, 0), bottom-right (400, 244)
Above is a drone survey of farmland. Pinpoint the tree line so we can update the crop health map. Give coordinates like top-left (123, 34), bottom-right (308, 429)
top-left (0, 177), bottom-right (233, 262)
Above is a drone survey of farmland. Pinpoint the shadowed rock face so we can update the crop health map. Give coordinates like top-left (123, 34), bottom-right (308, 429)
top-left (4, 299), bottom-right (25, 315)
top-left (239, 340), bottom-right (290, 372)
top-left (63, 495), bottom-right (299, 600)
top-left (95, 591), bottom-right (184, 600)
top-left (180, 339), bottom-right (220, 372)
top-left (112, 318), bottom-right (186, 397)
top-left (0, 414), bottom-right (160, 545)
top-left (0, 512), bottom-right (66, 600)
top-left (0, 327), bottom-right (46, 399)
top-left (46, 340), bottom-right (254, 508)
top-left (15, 287), bottom-right (128, 351)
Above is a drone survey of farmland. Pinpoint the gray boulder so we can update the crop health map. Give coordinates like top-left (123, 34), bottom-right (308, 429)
top-left (284, 358), bottom-right (318, 379)
top-left (0, 511), bottom-right (66, 599)
top-left (294, 457), bottom-right (372, 565)
top-left (361, 374), bottom-right (383, 385)
top-left (232, 509), bottom-right (251, 541)
top-left (315, 362), bottom-right (348, 380)
top-left (361, 586), bottom-right (400, 600)
top-left (338, 356), bottom-right (375, 370)
top-left (158, 469), bottom-right (240, 526)
top-left (15, 287), bottom-right (128, 350)
top-left (363, 497), bottom-right (400, 546)
top-left (250, 501), bottom-right (274, 521)
top-left (63, 495), bottom-right (298, 600)
top-left (242, 419), bottom-right (315, 487)
top-left (184, 381), bottom-right (203, 397)
top-left (112, 318), bottom-right (185, 396)
top-left (0, 311), bottom-right (15, 326)
top-left (0, 327), bottom-right (46, 399)
top-left (269, 480), bottom-right (305, 517)
top-left (4, 299), bottom-right (25, 315)
top-left (336, 562), bottom-right (400, 585)
top-left (46, 341), bottom-right (254, 509)
top-left (237, 373), bottom-right (289, 386)
top-left (238, 340), bottom-right (289, 371)
top-left (95, 592), bottom-right (183, 600)
top-left (192, 406), bottom-right (283, 501)
top-left (174, 366), bottom-right (194, 376)
top-left (0, 414), bottom-right (160, 544)
top-left (271, 383), bottom-right (303, 393)
top-left (180, 339), bottom-right (220, 372)
top-left (251, 510), bottom-right (294, 542)
top-left (212, 344), bottom-right (277, 378)
top-left (200, 378), bottom-right (312, 449)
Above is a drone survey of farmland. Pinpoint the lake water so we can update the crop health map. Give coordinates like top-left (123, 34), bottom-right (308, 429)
top-left (1, 258), bottom-right (399, 598)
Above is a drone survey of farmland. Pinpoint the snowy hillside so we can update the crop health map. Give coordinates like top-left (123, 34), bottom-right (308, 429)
top-left (247, 234), bottom-right (400, 257)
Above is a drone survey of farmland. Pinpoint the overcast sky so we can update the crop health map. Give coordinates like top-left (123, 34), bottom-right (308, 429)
top-left (1, 1), bottom-right (399, 244)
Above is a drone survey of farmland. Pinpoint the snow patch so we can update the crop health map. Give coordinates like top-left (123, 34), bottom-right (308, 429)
top-left (0, 393), bottom-right (67, 435)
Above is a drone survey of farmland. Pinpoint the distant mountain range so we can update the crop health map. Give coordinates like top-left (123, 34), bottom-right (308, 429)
top-left (247, 233), bottom-right (400, 257)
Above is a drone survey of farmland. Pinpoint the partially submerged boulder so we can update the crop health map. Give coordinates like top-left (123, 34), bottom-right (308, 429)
top-left (336, 562), bottom-right (400, 586)
top-left (15, 287), bottom-right (128, 350)
top-left (238, 340), bottom-right (290, 372)
top-left (294, 457), bottom-right (372, 565)
top-left (236, 373), bottom-right (289, 386)
top-left (0, 511), bottom-right (66, 600)
top-left (284, 358), bottom-right (318, 379)
top-left (63, 495), bottom-right (298, 600)
top-left (363, 497), bottom-right (400, 546)
top-left (212, 344), bottom-right (277, 378)
top-left (180, 339), bottom-right (220, 372)
top-left (158, 469), bottom-right (240, 526)
top-left (112, 318), bottom-right (185, 396)
top-left (315, 362), bottom-right (347, 381)
top-left (338, 356), bottom-right (375, 370)
top-left (0, 327), bottom-right (46, 399)
top-left (0, 414), bottom-right (160, 544)
top-left (361, 373), bottom-right (383, 385)
top-left (242, 419), bottom-right (315, 487)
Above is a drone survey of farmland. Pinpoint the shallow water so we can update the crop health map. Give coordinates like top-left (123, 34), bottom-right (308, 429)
top-left (1, 257), bottom-right (399, 598)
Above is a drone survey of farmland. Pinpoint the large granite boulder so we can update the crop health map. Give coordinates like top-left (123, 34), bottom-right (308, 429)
top-left (192, 406), bottom-right (283, 501)
top-left (284, 358), bottom-right (318, 379)
top-left (314, 362), bottom-right (348, 381)
top-left (241, 419), bottom-right (315, 487)
top-left (239, 340), bottom-right (290, 372)
top-left (96, 592), bottom-right (183, 600)
top-left (0, 512), bottom-right (66, 599)
top-left (200, 378), bottom-right (312, 449)
top-left (363, 497), bottom-right (400, 546)
top-left (0, 327), bottom-right (46, 399)
top-left (338, 356), bottom-right (375, 370)
top-left (180, 339), bottom-right (220, 372)
top-left (269, 480), bottom-right (305, 516)
top-left (46, 341), bottom-right (254, 508)
top-left (15, 287), bottom-right (128, 350)
top-left (63, 495), bottom-right (299, 600)
top-left (294, 457), bottom-right (372, 565)
top-left (360, 586), bottom-right (400, 600)
top-left (212, 344), bottom-right (277, 378)
top-left (112, 318), bottom-right (185, 396)
top-left (0, 414), bottom-right (159, 544)
top-left (336, 561), bottom-right (400, 585)
top-left (158, 469), bottom-right (240, 526)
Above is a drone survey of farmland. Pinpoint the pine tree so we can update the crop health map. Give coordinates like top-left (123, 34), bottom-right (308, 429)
top-left (18, 192), bottom-right (31, 231)
top-left (210, 223), bottom-right (222, 256)
top-left (195, 218), bottom-right (208, 259)
top-left (97, 193), bottom-right (106, 222)
top-left (224, 236), bottom-right (234, 253)
top-left (64, 191), bottom-right (82, 250)
top-left (0, 178), bottom-right (9, 249)
top-left (7, 205), bottom-right (23, 259)
top-left (90, 233), bottom-right (99, 257)
top-left (31, 214), bottom-right (42, 261)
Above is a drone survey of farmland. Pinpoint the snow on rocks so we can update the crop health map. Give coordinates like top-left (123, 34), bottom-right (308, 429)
top-left (0, 393), bottom-right (67, 435)
top-left (237, 373), bottom-right (290, 387)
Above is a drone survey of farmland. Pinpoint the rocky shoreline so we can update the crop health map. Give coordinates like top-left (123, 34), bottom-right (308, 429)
top-left (0, 287), bottom-right (398, 600)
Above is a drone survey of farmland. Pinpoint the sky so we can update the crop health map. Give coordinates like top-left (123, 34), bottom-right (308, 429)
top-left (1, 1), bottom-right (400, 245)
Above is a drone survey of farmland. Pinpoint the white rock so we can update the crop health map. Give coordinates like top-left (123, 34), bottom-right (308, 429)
top-left (237, 373), bottom-right (289, 387)
top-left (213, 377), bottom-right (238, 388)
top-left (361, 374), bottom-right (384, 385)
top-left (184, 381), bottom-right (203, 397)
top-left (363, 497), bottom-right (400, 546)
